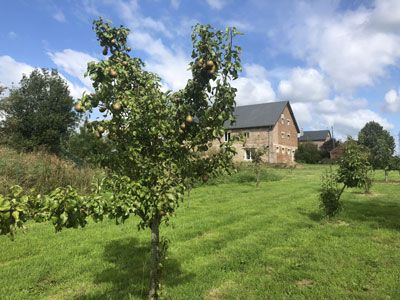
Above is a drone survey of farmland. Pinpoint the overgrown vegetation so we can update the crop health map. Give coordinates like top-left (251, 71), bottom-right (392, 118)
top-left (0, 146), bottom-right (100, 195)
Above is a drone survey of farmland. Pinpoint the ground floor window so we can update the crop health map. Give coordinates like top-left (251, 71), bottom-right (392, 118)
top-left (244, 148), bottom-right (255, 160)
top-left (224, 131), bottom-right (231, 141)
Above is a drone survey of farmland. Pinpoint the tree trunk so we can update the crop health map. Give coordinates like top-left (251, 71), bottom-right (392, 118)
top-left (384, 170), bottom-right (388, 182)
top-left (255, 166), bottom-right (260, 188)
top-left (148, 215), bottom-right (161, 300)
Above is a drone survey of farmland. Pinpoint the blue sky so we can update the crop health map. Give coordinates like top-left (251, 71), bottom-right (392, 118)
top-left (0, 0), bottom-right (399, 149)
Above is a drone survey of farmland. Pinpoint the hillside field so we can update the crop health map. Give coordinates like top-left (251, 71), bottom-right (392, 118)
top-left (0, 165), bottom-right (399, 299)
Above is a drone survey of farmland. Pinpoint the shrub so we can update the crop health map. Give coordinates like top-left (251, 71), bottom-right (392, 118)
top-left (319, 168), bottom-right (344, 218)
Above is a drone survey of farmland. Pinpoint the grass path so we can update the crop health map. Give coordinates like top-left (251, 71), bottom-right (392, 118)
top-left (0, 166), bottom-right (399, 299)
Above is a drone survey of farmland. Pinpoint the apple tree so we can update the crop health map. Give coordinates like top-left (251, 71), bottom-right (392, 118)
top-left (0, 19), bottom-right (242, 299)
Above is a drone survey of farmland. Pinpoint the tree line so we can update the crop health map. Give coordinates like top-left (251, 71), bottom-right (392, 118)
top-left (294, 123), bottom-right (400, 180)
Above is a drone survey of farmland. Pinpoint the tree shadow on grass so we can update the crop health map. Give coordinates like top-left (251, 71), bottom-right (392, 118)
top-left (303, 198), bottom-right (400, 231)
top-left (341, 198), bottom-right (400, 231)
top-left (76, 237), bottom-right (194, 299)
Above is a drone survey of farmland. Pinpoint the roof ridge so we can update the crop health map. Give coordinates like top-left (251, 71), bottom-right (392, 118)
top-left (236, 100), bottom-right (288, 108)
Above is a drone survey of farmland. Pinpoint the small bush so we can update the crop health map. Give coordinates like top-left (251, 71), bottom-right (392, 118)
top-left (319, 168), bottom-right (344, 218)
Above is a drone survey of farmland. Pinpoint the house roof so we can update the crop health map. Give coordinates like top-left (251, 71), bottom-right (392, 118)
top-left (224, 101), bottom-right (300, 133)
top-left (299, 130), bottom-right (331, 142)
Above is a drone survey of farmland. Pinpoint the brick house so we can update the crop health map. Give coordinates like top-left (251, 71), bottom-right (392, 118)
top-left (298, 130), bottom-right (331, 149)
top-left (223, 101), bottom-right (300, 164)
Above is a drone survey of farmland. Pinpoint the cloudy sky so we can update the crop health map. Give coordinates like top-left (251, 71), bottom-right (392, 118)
top-left (1, 0), bottom-right (399, 147)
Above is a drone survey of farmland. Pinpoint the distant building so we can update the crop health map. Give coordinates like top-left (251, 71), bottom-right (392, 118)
top-left (223, 101), bottom-right (300, 164)
top-left (298, 130), bottom-right (331, 149)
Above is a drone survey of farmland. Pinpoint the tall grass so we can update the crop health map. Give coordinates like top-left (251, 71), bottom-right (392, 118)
top-left (0, 146), bottom-right (102, 195)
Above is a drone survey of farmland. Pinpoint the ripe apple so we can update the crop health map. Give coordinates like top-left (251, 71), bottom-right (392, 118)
top-left (180, 123), bottom-right (186, 130)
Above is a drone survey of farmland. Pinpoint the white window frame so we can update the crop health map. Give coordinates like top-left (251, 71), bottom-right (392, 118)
top-left (224, 131), bottom-right (231, 142)
top-left (244, 148), bottom-right (255, 161)
top-left (287, 119), bottom-right (290, 126)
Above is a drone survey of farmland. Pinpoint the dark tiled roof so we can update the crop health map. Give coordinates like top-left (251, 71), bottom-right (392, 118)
top-left (299, 130), bottom-right (331, 142)
top-left (224, 101), bottom-right (300, 132)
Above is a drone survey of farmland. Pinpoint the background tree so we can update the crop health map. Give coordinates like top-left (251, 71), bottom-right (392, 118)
top-left (358, 121), bottom-right (395, 177)
top-left (319, 138), bottom-right (340, 159)
top-left (0, 19), bottom-right (242, 299)
top-left (61, 122), bottom-right (112, 166)
top-left (295, 143), bottom-right (322, 164)
top-left (0, 69), bottom-right (78, 154)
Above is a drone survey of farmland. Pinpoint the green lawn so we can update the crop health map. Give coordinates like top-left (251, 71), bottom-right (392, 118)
top-left (1, 165), bottom-right (399, 299)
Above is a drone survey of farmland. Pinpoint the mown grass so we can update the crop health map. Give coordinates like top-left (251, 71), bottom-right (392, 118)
top-left (0, 165), bottom-right (399, 299)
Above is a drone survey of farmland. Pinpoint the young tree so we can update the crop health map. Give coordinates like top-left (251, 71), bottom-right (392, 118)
top-left (252, 146), bottom-right (268, 188)
top-left (0, 19), bottom-right (242, 299)
top-left (319, 167), bottom-right (343, 217)
top-left (337, 138), bottom-right (372, 193)
top-left (0, 69), bottom-right (78, 154)
top-left (358, 121), bottom-right (395, 175)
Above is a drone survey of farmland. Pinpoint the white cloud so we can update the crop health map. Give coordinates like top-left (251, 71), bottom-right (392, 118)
top-left (369, 0), bottom-right (400, 32)
top-left (291, 102), bottom-right (313, 125)
top-left (129, 32), bottom-right (191, 91)
top-left (278, 68), bottom-right (329, 102)
top-left (322, 109), bottom-right (393, 138)
top-left (0, 55), bottom-right (87, 99)
top-left (105, 0), bottom-right (191, 91)
top-left (233, 64), bottom-right (276, 105)
top-left (291, 94), bottom-right (393, 139)
top-left (384, 88), bottom-right (400, 112)
top-left (206, 0), bottom-right (227, 10)
top-left (0, 55), bottom-right (34, 87)
top-left (53, 11), bottom-right (66, 22)
top-left (48, 49), bottom-right (97, 88)
top-left (287, 2), bottom-right (400, 92)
